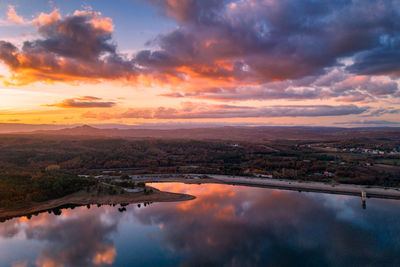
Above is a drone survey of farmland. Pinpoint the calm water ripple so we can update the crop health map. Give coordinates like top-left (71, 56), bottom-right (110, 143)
top-left (1, 182), bottom-right (400, 267)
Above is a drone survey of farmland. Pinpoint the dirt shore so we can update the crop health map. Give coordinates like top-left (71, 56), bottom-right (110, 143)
top-left (0, 186), bottom-right (195, 221)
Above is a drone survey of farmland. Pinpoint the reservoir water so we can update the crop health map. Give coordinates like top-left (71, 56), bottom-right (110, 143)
top-left (1, 182), bottom-right (400, 266)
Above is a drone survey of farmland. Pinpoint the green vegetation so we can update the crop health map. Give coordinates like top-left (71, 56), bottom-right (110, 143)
top-left (0, 135), bottom-right (399, 205)
top-left (0, 170), bottom-right (95, 208)
top-left (111, 181), bottom-right (136, 189)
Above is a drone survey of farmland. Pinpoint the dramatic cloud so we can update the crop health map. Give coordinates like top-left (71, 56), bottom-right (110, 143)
top-left (0, 1), bottom-right (399, 116)
top-left (159, 68), bottom-right (399, 102)
top-left (45, 96), bottom-right (116, 108)
top-left (347, 35), bottom-right (400, 77)
top-left (0, 9), bottom-right (136, 85)
top-left (82, 102), bottom-right (369, 120)
top-left (137, 0), bottom-right (400, 107)
top-left (141, 0), bottom-right (400, 82)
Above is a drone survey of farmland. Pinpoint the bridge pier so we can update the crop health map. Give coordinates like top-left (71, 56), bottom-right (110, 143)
top-left (361, 191), bottom-right (367, 209)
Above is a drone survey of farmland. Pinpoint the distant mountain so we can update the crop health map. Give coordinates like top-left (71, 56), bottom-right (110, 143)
top-left (0, 123), bottom-right (71, 133)
top-left (9, 125), bottom-right (400, 142)
top-left (0, 122), bottom-right (245, 133)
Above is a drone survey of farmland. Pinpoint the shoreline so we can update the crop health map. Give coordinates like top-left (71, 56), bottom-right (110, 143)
top-left (210, 175), bottom-right (400, 199)
top-left (0, 186), bottom-right (195, 221)
top-left (132, 174), bottom-right (400, 200)
top-left (2, 174), bottom-right (400, 221)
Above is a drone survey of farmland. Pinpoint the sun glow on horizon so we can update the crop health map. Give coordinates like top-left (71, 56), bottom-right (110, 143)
top-left (0, 0), bottom-right (399, 127)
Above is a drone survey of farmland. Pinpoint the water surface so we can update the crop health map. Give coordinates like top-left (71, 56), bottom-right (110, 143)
top-left (1, 182), bottom-right (400, 266)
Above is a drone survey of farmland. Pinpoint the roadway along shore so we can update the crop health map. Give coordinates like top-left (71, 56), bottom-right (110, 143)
top-left (131, 174), bottom-right (400, 200)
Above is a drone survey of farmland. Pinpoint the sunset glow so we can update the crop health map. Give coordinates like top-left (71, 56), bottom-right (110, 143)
top-left (0, 0), bottom-right (399, 127)
top-left (1, 3), bottom-right (400, 265)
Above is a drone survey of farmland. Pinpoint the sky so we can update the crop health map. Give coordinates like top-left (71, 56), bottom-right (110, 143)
top-left (0, 0), bottom-right (399, 127)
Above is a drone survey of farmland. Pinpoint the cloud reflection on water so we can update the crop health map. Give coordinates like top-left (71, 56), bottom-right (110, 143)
top-left (138, 183), bottom-right (400, 267)
top-left (0, 183), bottom-right (400, 267)
top-left (0, 206), bottom-right (120, 267)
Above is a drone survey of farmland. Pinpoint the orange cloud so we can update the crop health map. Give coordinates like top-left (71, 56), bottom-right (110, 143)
top-left (0, 6), bottom-right (258, 89)
top-left (73, 10), bottom-right (114, 32)
top-left (1, 206), bottom-right (120, 267)
top-left (45, 96), bottom-right (116, 108)
top-left (215, 205), bottom-right (235, 220)
top-left (0, 9), bottom-right (137, 86)
top-left (1, 2), bottom-right (399, 111)
top-left (33, 9), bottom-right (61, 26)
top-left (7, 5), bottom-right (26, 25)
top-left (92, 246), bottom-right (116, 265)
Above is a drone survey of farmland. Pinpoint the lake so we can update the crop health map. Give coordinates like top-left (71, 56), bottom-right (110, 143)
top-left (1, 182), bottom-right (400, 266)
